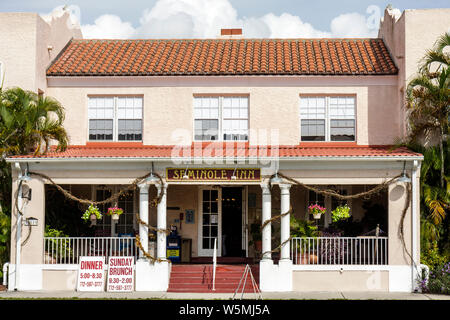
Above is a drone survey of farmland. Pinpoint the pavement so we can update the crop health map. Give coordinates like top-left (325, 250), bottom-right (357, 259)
top-left (0, 290), bottom-right (449, 300)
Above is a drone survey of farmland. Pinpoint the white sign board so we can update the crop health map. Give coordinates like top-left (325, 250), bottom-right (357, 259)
top-left (77, 256), bottom-right (105, 291)
top-left (107, 256), bottom-right (135, 292)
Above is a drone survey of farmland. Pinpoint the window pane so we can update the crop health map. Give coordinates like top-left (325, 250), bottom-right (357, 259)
top-left (194, 119), bottom-right (218, 141)
top-left (117, 97), bottom-right (143, 120)
top-left (330, 119), bottom-right (355, 141)
top-left (89, 119), bottom-right (113, 140)
top-left (300, 97), bottom-right (326, 120)
top-left (329, 96), bottom-right (355, 119)
top-left (118, 119), bottom-right (142, 141)
top-left (301, 119), bottom-right (325, 141)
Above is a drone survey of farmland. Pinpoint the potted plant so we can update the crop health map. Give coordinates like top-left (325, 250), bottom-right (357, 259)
top-left (249, 222), bottom-right (262, 254)
top-left (290, 216), bottom-right (319, 264)
top-left (308, 204), bottom-right (326, 219)
top-left (331, 204), bottom-right (351, 223)
top-left (107, 206), bottom-right (124, 221)
top-left (81, 204), bottom-right (102, 226)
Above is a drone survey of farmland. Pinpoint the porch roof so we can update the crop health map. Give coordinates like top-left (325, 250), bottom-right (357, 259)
top-left (7, 143), bottom-right (423, 161)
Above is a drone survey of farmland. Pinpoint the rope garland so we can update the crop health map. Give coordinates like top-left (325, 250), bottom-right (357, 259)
top-left (27, 169), bottom-right (414, 267)
top-left (28, 170), bottom-right (170, 262)
top-left (259, 172), bottom-right (413, 262)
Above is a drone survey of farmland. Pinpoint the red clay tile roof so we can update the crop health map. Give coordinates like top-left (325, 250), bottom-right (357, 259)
top-left (47, 38), bottom-right (398, 77)
top-left (9, 144), bottom-right (421, 160)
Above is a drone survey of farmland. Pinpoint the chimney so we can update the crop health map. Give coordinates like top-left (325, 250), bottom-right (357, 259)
top-left (219, 28), bottom-right (243, 39)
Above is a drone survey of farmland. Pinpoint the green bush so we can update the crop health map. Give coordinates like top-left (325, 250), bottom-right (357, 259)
top-left (0, 209), bottom-right (11, 281)
top-left (421, 243), bottom-right (447, 270)
top-left (419, 261), bottom-right (450, 295)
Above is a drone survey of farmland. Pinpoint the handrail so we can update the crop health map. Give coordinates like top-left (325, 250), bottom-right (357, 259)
top-left (212, 237), bottom-right (217, 291)
top-left (290, 236), bottom-right (389, 265)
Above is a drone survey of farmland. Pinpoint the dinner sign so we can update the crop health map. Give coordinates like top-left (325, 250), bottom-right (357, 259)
top-left (167, 168), bottom-right (261, 181)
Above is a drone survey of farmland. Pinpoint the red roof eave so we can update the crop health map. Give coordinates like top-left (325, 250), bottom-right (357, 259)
top-left (6, 144), bottom-right (423, 161)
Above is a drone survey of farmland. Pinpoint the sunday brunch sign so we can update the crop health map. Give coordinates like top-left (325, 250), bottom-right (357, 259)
top-left (107, 256), bottom-right (134, 292)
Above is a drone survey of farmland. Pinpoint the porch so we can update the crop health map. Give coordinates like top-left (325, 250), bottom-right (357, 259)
top-left (6, 155), bottom-right (421, 292)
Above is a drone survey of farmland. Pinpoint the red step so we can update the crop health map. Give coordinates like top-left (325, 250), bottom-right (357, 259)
top-left (168, 264), bottom-right (259, 293)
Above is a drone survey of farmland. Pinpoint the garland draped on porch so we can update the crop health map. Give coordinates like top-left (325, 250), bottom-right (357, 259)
top-left (24, 170), bottom-right (413, 266)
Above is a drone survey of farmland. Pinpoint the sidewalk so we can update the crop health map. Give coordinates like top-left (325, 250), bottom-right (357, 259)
top-left (0, 290), bottom-right (449, 300)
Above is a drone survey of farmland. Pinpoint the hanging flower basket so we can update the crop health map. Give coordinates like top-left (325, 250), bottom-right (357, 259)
top-left (107, 206), bottom-right (123, 222)
top-left (331, 204), bottom-right (351, 223)
top-left (82, 205), bottom-right (102, 227)
top-left (308, 204), bottom-right (326, 220)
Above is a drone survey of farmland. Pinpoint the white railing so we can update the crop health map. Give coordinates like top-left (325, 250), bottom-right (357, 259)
top-left (290, 237), bottom-right (388, 265)
top-left (212, 237), bottom-right (217, 291)
top-left (43, 237), bottom-right (138, 264)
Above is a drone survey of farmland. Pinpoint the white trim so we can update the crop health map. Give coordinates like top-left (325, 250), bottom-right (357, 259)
top-left (197, 186), bottom-right (222, 257)
top-left (292, 265), bottom-right (390, 271)
top-left (47, 75), bottom-right (398, 88)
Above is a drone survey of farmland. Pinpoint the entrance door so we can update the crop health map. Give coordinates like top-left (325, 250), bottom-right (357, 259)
top-left (198, 187), bottom-right (222, 256)
top-left (221, 187), bottom-right (245, 257)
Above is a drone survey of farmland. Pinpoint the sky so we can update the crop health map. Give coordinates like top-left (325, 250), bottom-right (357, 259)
top-left (0, 0), bottom-right (449, 39)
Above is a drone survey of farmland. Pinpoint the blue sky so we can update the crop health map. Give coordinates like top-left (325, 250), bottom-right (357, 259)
top-left (1, 0), bottom-right (449, 38)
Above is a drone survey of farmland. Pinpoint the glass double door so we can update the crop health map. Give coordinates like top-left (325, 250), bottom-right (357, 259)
top-left (198, 187), bottom-right (246, 257)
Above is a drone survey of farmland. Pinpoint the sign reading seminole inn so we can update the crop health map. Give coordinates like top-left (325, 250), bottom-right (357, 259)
top-left (166, 168), bottom-right (261, 182)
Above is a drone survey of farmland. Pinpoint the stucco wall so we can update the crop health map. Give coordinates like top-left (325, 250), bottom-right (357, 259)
top-left (46, 81), bottom-right (400, 147)
top-left (293, 270), bottom-right (389, 291)
top-left (379, 7), bottom-right (450, 139)
top-left (0, 12), bottom-right (81, 93)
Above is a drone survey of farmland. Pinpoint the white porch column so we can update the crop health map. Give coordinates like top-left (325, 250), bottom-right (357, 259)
top-left (279, 183), bottom-right (291, 261)
top-left (156, 182), bottom-right (168, 260)
top-left (138, 182), bottom-right (150, 260)
top-left (261, 182), bottom-right (272, 260)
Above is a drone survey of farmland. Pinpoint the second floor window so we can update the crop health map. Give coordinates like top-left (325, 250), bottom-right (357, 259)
top-left (300, 96), bottom-right (355, 142)
top-left (88, 96), bottom-right (143, 141)
top-left (194, 96), bottom-right (249, 141)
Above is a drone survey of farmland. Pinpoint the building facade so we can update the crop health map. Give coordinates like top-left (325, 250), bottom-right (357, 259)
top-left (3, 7), bottom-right (450, 293)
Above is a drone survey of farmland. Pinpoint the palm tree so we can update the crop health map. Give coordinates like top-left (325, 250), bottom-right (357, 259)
top-left (406, 62), bottom-right (449, 188)
top-left (421, 33), bottom-right (450, 73)
top-left (0, 87), bottom-right (68, 156)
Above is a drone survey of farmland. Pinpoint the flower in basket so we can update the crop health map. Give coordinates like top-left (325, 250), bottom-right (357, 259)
top-left (107, 206), bottom-right (123, 221)
top-left (106, 206), bottom-right (124, 216)
top-left (331, 204), bottom-right (351, 223)
top-left (308, 204), bottom-right (326, 218)
top-left (81, 204), bottom-right (102, 222)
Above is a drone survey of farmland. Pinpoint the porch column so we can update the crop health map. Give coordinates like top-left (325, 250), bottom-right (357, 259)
top-left (138, 182), bottom-right (150, 260)
top-left (279, 183), bottom-right (291, 261)
top-left (261, 182), bottom-right (272, 260)
top-left (156, 182), bottom-right (168, 260)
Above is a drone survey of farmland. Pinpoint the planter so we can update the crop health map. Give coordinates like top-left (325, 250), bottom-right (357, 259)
top-left (295, 253), bottom-right (318, 265)
top-left (111, 213), bottom-right (120, 221)
top-left (90, 214), bottom-right (97, 226)
top-left (313, 213), bottom-right (322, 220)
top-left (254, 240), bottom-right (262, 252)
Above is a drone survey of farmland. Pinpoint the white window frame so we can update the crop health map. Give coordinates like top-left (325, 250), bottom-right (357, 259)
top-left (87, 95), bottom-right (143, 142)
top-left (92, 185), bottom-right (137, 236)
top-left (193, 95), bottom-right (249, 142)
top-left (300, 95), bottom-right (356, 142)
top-left (306, 186), bottom-right (353, 228)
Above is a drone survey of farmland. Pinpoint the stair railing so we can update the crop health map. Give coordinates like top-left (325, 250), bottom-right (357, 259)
top-left (212, 237), bottom-right (217, 291)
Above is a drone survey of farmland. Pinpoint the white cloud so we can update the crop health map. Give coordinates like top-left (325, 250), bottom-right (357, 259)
top-left (81, 15), bottom-right (135, 39)
top-left (260, 13), bottom-right (331, 38)
top-left (48, 0), bottom-right (383, 39)
top-left (330, 12), bottom-right (378, 38)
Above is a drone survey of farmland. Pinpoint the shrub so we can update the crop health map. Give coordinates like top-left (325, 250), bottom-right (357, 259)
top-left (419, 261), bottom-right (450, 295)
